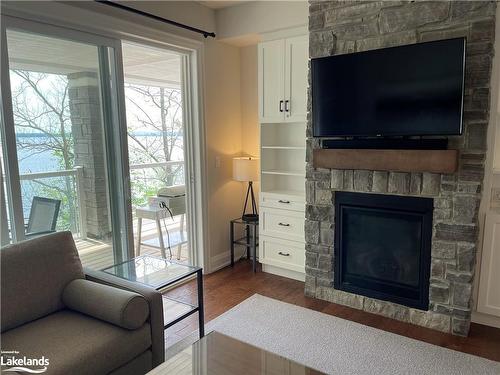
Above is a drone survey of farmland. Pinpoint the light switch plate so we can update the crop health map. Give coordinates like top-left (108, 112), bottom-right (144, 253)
top-left (491, 187), bottom-right (500, 207)
top-left (215, 156), bottom-right (221, 168)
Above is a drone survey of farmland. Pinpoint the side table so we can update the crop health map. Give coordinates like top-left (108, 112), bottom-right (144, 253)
top-left (102, 255), bottom-right (205, 338)
top-left (136, 205), bottom-right (187, 260)
top-left (230, 218), bottom-right (258, 272)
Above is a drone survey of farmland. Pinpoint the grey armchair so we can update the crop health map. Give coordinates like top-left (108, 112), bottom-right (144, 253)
top-left (0, 231), bottom-right (164, 375)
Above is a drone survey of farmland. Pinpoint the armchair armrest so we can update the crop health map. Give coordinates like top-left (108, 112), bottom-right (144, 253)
top-left (62, 279), bottom-right (149, 330)
top-left (84, 268), bottom-right (165, 366)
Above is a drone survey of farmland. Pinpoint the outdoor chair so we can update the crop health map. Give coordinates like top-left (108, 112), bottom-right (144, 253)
top-left (25, 196), bottom-right (61, 238)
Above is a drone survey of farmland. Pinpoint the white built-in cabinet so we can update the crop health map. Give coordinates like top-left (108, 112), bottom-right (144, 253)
top-left (259, 35), bottom-right (308, 123)
top-left (477, 213), bottom-right (500, 317)
top-left (258, 34), bottom-right (308, 281)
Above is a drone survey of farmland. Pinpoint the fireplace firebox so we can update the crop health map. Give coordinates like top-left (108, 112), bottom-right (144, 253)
top-left (334, 192), bottom-right (433, 310)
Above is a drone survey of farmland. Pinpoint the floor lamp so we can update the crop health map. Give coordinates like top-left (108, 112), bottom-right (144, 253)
top-left (233, 157), bottom-right (259, 222)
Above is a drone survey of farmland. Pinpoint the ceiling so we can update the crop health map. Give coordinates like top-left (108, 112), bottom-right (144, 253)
top-left (198, 1), bottom-right (249, 9)
top-left (7, 30), bottom-right (182, 88)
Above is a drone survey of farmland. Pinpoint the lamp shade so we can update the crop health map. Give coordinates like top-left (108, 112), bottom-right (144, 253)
top-left (233, 157), bottom-right (259, 182)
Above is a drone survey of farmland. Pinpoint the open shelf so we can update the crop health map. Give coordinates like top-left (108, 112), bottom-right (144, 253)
top-left (261, 173), bottom-right (305, 194)
top-left (262, 169), bottom-right (305, 177)
top-left (261, 146), bottom-right (306, 150)
top-left (142, 231), bottom-right (187, 249)
top-left (261, 148), bottom-right (305, 172)
top-left (261, 189), bottom-right (305, 198)
top-left (162, 296), bottom-right (196, 326)
top-left (261, 122), bottom-right (305, 149)
top-left (260, 121), bottom-right (306, 198)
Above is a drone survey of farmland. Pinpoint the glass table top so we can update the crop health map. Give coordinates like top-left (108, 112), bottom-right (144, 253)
top-left (150, 331), bottom-right (324, 375)
top-left (101, 255), bottom-right (200, 290)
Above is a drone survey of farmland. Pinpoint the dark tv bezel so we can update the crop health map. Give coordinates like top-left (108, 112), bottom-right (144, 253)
top-left (311, 37), bottom-right (466, 138)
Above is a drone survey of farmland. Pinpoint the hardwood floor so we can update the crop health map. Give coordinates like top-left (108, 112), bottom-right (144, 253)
top-left (164, 260), bottom-right (500, 362)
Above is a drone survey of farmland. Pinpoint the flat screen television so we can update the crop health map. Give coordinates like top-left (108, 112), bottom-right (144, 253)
top-left (311, 38), bottom-right (466, 138)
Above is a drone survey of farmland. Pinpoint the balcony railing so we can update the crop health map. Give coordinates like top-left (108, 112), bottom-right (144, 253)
top-left (19, 166), bottom-right (85, 237)
top-left (18, 160), bottom-right (184, 239)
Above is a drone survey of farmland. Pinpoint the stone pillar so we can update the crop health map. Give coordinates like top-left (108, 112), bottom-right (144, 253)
top-left (68, 72), bottom-right (111, 240)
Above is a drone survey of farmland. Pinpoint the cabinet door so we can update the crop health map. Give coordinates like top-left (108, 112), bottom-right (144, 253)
top-left (477, 213), bottom-right (500, 317)
top-left (258, 39), bottom-right (285, 123)
top-left (284, 35), bottom-right (308, 123)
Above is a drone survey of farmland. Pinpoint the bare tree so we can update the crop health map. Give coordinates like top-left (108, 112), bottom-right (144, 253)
top-left (11, 70), bottom-right (76, 231)
top-left (125, 84), bottom-right (184, 194)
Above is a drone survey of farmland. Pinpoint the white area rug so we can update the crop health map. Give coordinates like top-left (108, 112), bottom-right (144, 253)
top-left (167, 294), bottom-right (500, 375)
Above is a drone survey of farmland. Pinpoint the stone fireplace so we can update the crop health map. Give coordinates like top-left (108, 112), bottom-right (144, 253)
top-left (334, 192), bottom-right (433, 311)
top-left (305, 1), bottom-right (496, 336)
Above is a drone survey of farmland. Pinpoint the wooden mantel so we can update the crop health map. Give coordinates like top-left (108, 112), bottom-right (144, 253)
top-left (313, 149), bottom-right (459, 174)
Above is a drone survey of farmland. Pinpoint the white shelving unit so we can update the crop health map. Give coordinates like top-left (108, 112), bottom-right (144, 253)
top-left (258, 34), bottom-right (308, 281)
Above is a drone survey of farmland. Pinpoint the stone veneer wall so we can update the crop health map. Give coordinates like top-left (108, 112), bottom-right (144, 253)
top-left (305, 1), bottom-right (496, 336)
top-left (68, 72), bottom-right (111, 240)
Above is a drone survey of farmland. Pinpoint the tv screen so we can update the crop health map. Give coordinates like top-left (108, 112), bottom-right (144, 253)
top-left (312, 38), bottom-right (465, 137)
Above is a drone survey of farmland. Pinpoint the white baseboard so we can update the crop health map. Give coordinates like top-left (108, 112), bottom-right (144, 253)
top-left (209, 248), bottom-right (247, 273)
top-left (209, 252), bottom-right (230, 273)
top-left (262, 264), bottom-right (305, 282)
top-left (472, 311), bottom-right (500, 329)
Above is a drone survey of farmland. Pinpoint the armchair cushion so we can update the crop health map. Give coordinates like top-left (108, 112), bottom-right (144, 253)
top-left (84, 268), bottom-right (165, 366)
top-left (1, 231), bottom-right (84, 332)
top-left (62, 279), bottom-right (149, 330)
top-left (1, 310), bottom-right (151, 375)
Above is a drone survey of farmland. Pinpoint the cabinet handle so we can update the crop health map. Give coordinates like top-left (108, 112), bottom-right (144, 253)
top-left (278, 200), bottom-right (290, 204)
top-left (278, 251), bottom-right (290, 257)
top-left (278, 222), bottom-right (290, 227)
top-left (279, 100), bottom-right (284, 112)
top-left (285, 100), bottom-right (290, 112)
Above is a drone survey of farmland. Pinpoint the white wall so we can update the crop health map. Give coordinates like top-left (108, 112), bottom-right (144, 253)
top-left (239, 44), bottom-right (260, 216)
top-left (203, 39), bottom-right (245, 269)
top-left (215, 1), bottom-right (308, 45)
top-left (120, 1), bottom-right (217, 33)
top-left (240, 45), bottom-right (259, 157)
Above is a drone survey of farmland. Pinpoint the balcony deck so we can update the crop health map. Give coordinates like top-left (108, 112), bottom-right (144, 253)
top-left (76, 215), bottom-right (188, 270)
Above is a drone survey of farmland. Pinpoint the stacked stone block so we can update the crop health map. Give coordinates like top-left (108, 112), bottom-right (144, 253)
top-left (305, 1), bottom-right (496, 336)
top-left (68, 72), bottom-right (111, 240)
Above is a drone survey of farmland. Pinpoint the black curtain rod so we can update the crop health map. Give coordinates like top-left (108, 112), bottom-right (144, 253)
top-left (95, 0), bottom-right (216, 38)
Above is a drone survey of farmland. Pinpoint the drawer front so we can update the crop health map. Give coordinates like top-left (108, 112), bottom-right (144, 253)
top-left (261, 236), bottom-right (305, 272)
top-left (261, 208), bottom-right (304, 242)
top-left (261, 192), bottom-right (304, 212)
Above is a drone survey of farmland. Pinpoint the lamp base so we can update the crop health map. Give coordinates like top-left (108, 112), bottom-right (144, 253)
top-left (242, 214), bottom-right (259, 222)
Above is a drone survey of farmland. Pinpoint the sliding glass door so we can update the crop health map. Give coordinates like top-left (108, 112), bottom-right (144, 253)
top-left (121, 41), bottom-right (192, 265)
top-left (0, 16), bottom-right (132, 267)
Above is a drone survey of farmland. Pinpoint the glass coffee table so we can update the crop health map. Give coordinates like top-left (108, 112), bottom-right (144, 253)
top-left (148, 331), bottom-right (324, 374)
top-left (102, 255), bottom-right (204, 338)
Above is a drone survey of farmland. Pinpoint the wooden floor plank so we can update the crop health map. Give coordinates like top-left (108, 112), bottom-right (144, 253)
top-left (164, 260), bottom-right (500, 362)
top-left (75, 217), bottom-right (189, 270)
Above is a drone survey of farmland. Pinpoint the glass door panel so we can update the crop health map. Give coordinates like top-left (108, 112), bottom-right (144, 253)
top-left (2, 23), bottom-right (130, 269)
top-left (122, 42), bottom-right (190, 264)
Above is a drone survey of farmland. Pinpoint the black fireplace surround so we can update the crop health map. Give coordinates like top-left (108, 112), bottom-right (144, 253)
top-left (334, 192), bottom-right (433, 310)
